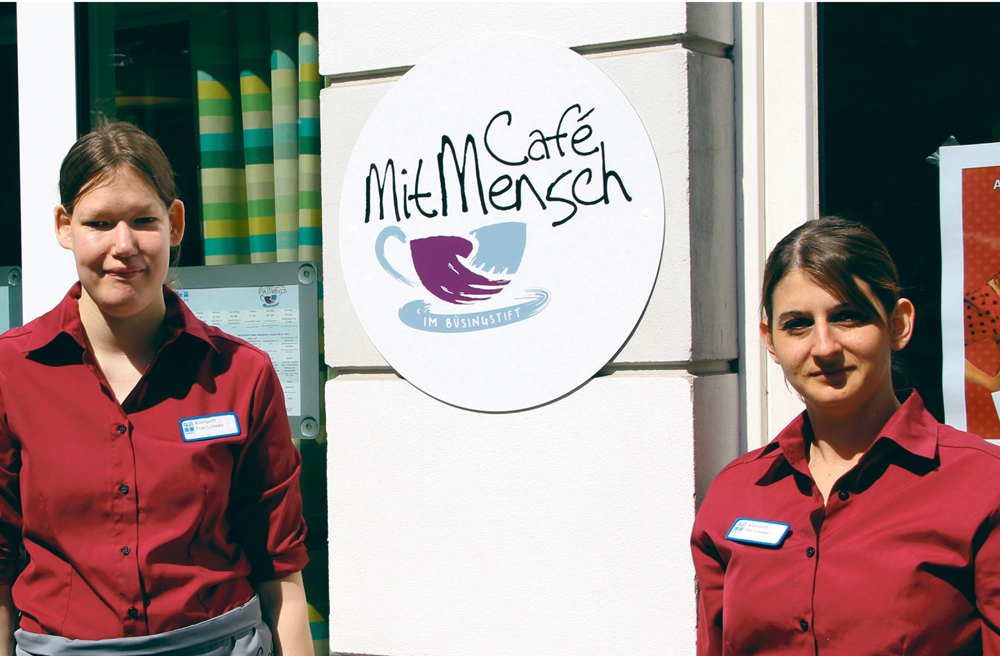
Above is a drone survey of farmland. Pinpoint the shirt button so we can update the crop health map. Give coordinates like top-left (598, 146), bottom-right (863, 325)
top-left (838, 490), bottom-right (849, 501)
top-left (121, 546), bottom-right (130, 556)
top-left (119, 484), bottom-right (129, 495)
top-left (127, 607), bottom-right (139, 619)
top-left (806, 547), bottom-right (815, 558)
top-left (800, 619), bottom-right (809, 631)
top-left (117, 425), bottom-right (127, 434)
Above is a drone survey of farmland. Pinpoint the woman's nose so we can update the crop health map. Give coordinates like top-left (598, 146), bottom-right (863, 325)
top-left (811, 322), bottom-right (842, 358)
top-left (111, 222), bottom-right (139, 256)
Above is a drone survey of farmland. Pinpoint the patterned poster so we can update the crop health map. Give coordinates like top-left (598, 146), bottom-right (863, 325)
top-left (961, 167), bottom-right (1000, 439)
top-left (940, 145), bottom-right (1000, 441)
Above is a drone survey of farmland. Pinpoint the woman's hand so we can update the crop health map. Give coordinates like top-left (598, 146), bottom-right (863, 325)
top-left (258, 572), bottom-right (313, 656)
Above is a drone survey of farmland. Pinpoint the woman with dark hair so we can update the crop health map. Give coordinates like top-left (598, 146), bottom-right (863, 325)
top-left (0, 122), bottom-right (313, 656)
top-left (692, 216), bottom-right (1000, 655)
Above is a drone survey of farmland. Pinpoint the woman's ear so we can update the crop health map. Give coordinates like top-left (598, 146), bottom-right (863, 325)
top-left (760, 320), bottom-right (779, 364)
top-left (54, 205), bottom-right (72, 250)
top-left (890, 298), bottom-right (916, 351)
top-left (168, 199), bottom-right (185, 247)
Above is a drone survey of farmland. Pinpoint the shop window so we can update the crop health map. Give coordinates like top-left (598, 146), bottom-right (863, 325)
top-left (0, 3), bottom-right (19, 267)
top-left (819, 3), bottom-right (1000, 421)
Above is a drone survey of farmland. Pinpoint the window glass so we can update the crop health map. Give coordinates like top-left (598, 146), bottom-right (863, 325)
top-left (80, 4), bottom-right (201, 266)
top-left (0, 3), bottom-right (20, 267)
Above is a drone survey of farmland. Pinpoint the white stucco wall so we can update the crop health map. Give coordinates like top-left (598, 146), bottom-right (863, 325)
top-left (328, 373), bottom-right (707, 656)
top-left (318, 2), bottom-right (734, 76)
top-left (321, 4), bottom-right (738, 655)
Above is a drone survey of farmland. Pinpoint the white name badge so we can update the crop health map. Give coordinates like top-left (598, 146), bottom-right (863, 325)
top-left (180, 413), bottom-right (241, 442)
top-left (726, 518), bottom-right (791, 548)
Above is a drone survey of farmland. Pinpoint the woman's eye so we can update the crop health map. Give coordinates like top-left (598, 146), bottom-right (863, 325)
top-left (781, 318), bottom-right (810, 332)
top-left (833, 310), bottom-right (868, 325)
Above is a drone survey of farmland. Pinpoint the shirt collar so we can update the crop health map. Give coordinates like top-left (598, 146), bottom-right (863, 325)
top-left (23, 282), bottom-right (220, 355)
top-left (161, 286), bottom-right (221, 353)
top-left (872, 390), bottom-right (939, 460)
top-left (756, 389), bottom-right (938, 484)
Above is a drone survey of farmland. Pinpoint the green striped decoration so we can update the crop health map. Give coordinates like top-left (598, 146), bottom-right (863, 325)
top-left (237, 5), bottom-right (278, 263)
top-left (269, 4), bottom-right (300, 263)
top-left (294, 6), bottom-right (324, 369)
top-left (191, 5), bottom-right (250, 265)
top-left (191, 3), bottom-right (322, 267)
top-left (298, 4), bottom-right (321, 264)
top-left (191, 9), bottom-right (327, 641)
top-left (307, 603), bottom-right (329, 655)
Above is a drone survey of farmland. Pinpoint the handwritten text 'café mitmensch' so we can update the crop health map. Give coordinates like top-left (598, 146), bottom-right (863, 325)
top-left (363, 104), bottom-right (632, 228)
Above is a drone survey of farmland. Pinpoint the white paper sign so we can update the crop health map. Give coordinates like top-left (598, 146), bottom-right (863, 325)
top-left (339, 35), bottom-right (664, 411)
top-left (0, 286), bottom-right (9, 334)
top-left (178, 286), bottom-right (302, 416)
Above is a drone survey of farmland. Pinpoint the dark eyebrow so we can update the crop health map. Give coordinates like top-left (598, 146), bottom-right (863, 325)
top-left (775, 311), bottom-right (805, 324)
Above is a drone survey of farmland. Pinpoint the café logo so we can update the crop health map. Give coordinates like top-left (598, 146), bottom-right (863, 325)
top-left (339, 35), bottom-right (664, 411)
top-left (376, 221), bottom-right (550, 333)
top-left (259, 285), bottom-right (287, 308)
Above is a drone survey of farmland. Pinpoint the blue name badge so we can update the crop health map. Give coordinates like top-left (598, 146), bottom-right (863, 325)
top-left (180, 412), bottom-right (241, 442)
top-left (726, 518), bottom-right (791, 548)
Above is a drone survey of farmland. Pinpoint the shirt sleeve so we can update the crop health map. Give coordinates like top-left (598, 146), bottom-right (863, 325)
top-left (977, 496), bottom-right (1000, 653)
top-left (229, 358), bottom-right (308, 584)
top-left (0, 376), bottom-right (22, 585)
top-left (691, 495), bottom-right (726, 656)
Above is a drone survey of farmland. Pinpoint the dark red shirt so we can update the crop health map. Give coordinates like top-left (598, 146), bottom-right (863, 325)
top-left (692, 391), bottom-right (1000, 655)
top-left (0, 284), bottom-right (308, 639)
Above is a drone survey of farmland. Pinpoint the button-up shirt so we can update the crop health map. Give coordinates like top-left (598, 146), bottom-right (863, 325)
top-left (0, 284), bottom-right (308, 639)
top-left (691, 391), bottom-right (1000, 655)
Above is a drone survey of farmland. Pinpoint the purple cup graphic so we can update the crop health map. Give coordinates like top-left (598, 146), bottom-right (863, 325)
top-left (376, 222), bottom-right (527, 305)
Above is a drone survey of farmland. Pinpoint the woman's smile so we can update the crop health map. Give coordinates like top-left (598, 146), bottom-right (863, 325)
top-left (810, 366), bottom-right (853, 377)
top-left (105, 266), bottom-right (145, 279)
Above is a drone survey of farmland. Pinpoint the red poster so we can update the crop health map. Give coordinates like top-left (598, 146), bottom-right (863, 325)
top-left (961, 166), bottom-right (1000, 438)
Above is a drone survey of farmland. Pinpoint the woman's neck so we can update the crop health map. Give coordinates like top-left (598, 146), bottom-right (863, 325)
top-left (804, 384), bottom-right (901, 502)
top-left (77, 288), bottom-right (168, 363)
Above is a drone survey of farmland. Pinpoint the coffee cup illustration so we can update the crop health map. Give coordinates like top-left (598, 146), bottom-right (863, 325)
top-left (375, 222), bottom-right (527, 305)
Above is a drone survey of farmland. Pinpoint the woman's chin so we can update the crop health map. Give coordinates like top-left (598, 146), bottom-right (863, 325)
top-left (802, 382), bottom-right (897, 420)
top-left (81, 286), bottom-right (161, 320)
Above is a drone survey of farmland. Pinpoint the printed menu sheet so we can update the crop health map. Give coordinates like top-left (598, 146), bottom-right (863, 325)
top-left (177, 285), bottom-right (301, 416)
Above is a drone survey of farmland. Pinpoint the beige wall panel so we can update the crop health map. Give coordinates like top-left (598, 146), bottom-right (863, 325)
top-left (327, 372), bottom-right (700, 656)
top-left (318, 3), bottom-right (734, 77)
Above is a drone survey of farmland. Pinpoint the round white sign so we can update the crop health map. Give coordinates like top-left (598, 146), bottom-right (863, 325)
top-left (339, 34), bottom-right (664, 412)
